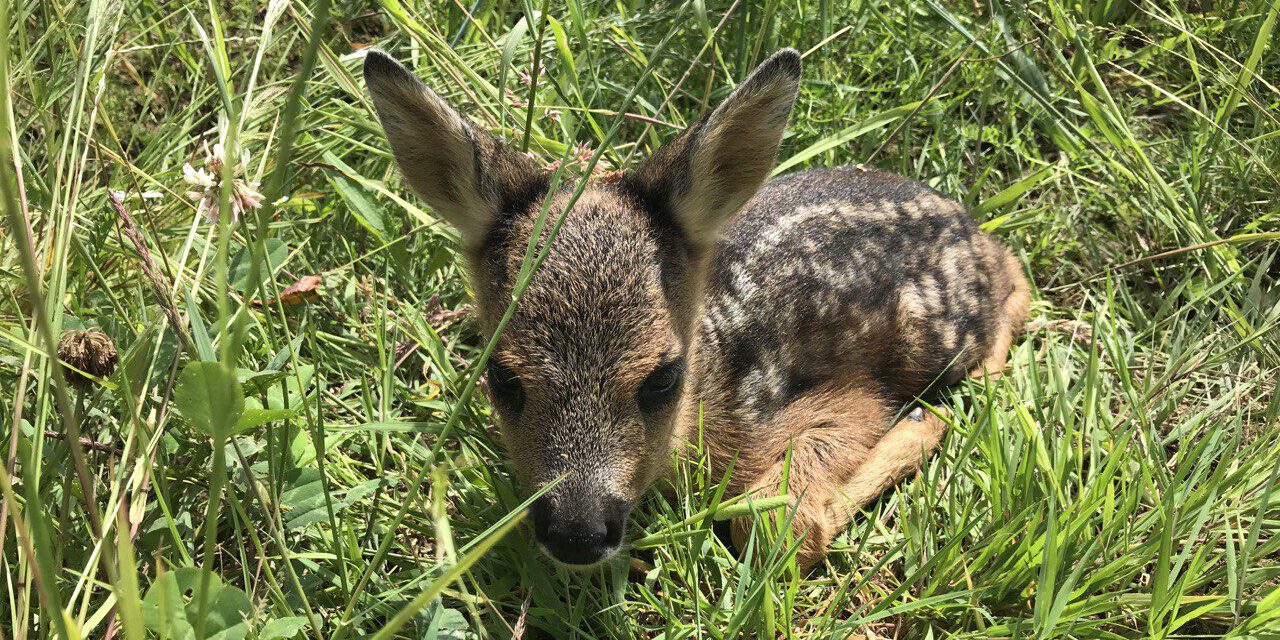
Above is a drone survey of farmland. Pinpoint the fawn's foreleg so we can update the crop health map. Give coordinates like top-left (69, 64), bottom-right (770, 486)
top-left (730, 382), bottom-right (945, 570)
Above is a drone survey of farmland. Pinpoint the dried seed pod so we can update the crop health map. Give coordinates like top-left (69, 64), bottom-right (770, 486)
top-left (58, 330), bottom-right (118, 387)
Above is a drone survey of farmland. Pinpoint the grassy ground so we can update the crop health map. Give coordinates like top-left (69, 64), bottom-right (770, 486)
top-left (2, 0), bottom-right (1280, 638)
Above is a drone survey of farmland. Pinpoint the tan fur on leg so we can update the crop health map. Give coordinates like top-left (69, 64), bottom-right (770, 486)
top-left (731, 458), bottom-right (843, 570)
top-left (832, 410), bottom-right (947, 511)
top-left (729, 380), bottom-right (893, 570)
top-left (730, 397), bottom-right (948, 571)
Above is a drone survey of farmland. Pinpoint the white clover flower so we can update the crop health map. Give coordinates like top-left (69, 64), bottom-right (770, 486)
top-left (183, 141), bottom-right (265, 223)
top-left (182, 163), bottom-right (216, 188)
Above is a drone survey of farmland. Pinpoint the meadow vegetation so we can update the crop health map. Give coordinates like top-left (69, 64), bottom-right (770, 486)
top-left (2, 0), bottom-right (1279, 637)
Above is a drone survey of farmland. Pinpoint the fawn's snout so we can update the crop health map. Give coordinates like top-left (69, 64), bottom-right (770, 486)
top-left (531, 493), bottom-right (630, 566)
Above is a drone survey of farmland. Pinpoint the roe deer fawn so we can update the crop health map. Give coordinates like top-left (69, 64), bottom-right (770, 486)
top-left (364, 48), bottom-right (1030, 569)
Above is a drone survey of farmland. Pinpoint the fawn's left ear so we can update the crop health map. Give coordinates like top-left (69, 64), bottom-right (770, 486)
top-left (363, 49), bottom-right (544, 248)
top-left (626, 49), bottom-right (801, 247)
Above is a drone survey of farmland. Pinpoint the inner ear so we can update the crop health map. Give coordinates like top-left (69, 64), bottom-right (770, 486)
top-left (623, 49), bottom-right (801, 248)
top-left (364, 50), bottom-right (546, 247)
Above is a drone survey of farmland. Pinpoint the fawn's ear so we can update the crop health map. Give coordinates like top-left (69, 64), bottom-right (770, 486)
top-left (363, 50), bottom-right (544, 246)
top-left (626, 49), bottom-right (800, 247)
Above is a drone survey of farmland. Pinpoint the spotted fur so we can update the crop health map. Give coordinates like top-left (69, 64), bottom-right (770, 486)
top-left (695, 167), bottom-right (1022, 449)
top-left (365, 48), bottom-right (1030, 569)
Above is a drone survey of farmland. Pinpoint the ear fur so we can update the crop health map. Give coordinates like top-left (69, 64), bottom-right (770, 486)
top-left (363, 49), bottom-right (544, 246)
top-left (625, 49), bottom-right (801, 246)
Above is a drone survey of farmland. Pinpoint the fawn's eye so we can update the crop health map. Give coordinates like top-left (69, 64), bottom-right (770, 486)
top-left (638, 359), bottom-right (684, 411)
top-left (487, 360), bottom-right (525, 411)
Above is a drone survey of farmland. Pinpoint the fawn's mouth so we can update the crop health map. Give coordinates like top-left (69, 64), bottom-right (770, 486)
top-left (536, 539), bottom-right (623, 569)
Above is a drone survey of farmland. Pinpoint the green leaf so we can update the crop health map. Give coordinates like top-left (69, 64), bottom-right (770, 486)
top-left (228, 238), bottom-right (288, 293)
top-left (772, 100), bottom-right (926, 174)
top-left (279, 471), bottom-right (389, 531)
top-left (329, 173), bottom-right (386, 241)
top-left (258, 616), bottom-right (309, 640)
top-left (175, 362), bottom-right (244, 441)
top-left (547, 16), bottom-right (576, 78)
top-left (266, 334), bottom-right (304, 371)
top-left (141, 568), bottom-right (252, 640)
top-left (499, 14), bottom-right (532, 84)
top-left (1259, 584), bottom-right (1280, 615)
top-left (712, 494), bottom-right (792, 521)
top-left (419, 605), bottom-right (472, 640)
top-left (185, 286), bottom-right (217, 362)
top-left (237, 368), bottom-right (288, 395)
top-left (972, 164), bottom-right (1057, 216)
top-left (267, 364), bottom-right (314, 411)
top-left (232, 407), bottom-right (295, 434)
top-left (280, 468), bottom-right (332, 529)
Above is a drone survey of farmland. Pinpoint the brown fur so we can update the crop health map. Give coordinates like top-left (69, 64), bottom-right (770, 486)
top-left (364, 48), bottom-right (1032, 569)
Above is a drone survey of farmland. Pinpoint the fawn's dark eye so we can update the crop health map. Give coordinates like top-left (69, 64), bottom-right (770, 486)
top-left (487, 360), bottom-right (525, 411)
top-left (638, 358), bottom-right (685, 411)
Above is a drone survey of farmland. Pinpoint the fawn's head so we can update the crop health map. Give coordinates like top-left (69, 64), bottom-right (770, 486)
top-left (365, 49), bottom-right (799, 566)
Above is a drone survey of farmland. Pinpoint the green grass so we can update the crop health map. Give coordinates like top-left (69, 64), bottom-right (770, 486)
top-left (3, 0), bottom-right (1280, 638)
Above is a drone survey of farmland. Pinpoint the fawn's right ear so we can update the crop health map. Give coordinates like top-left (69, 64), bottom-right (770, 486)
top-left (364, 50), bottom-right (544, 247)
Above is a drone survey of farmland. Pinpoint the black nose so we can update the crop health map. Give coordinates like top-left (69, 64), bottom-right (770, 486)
top-left (531, 495), bottom-right (627, 566)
